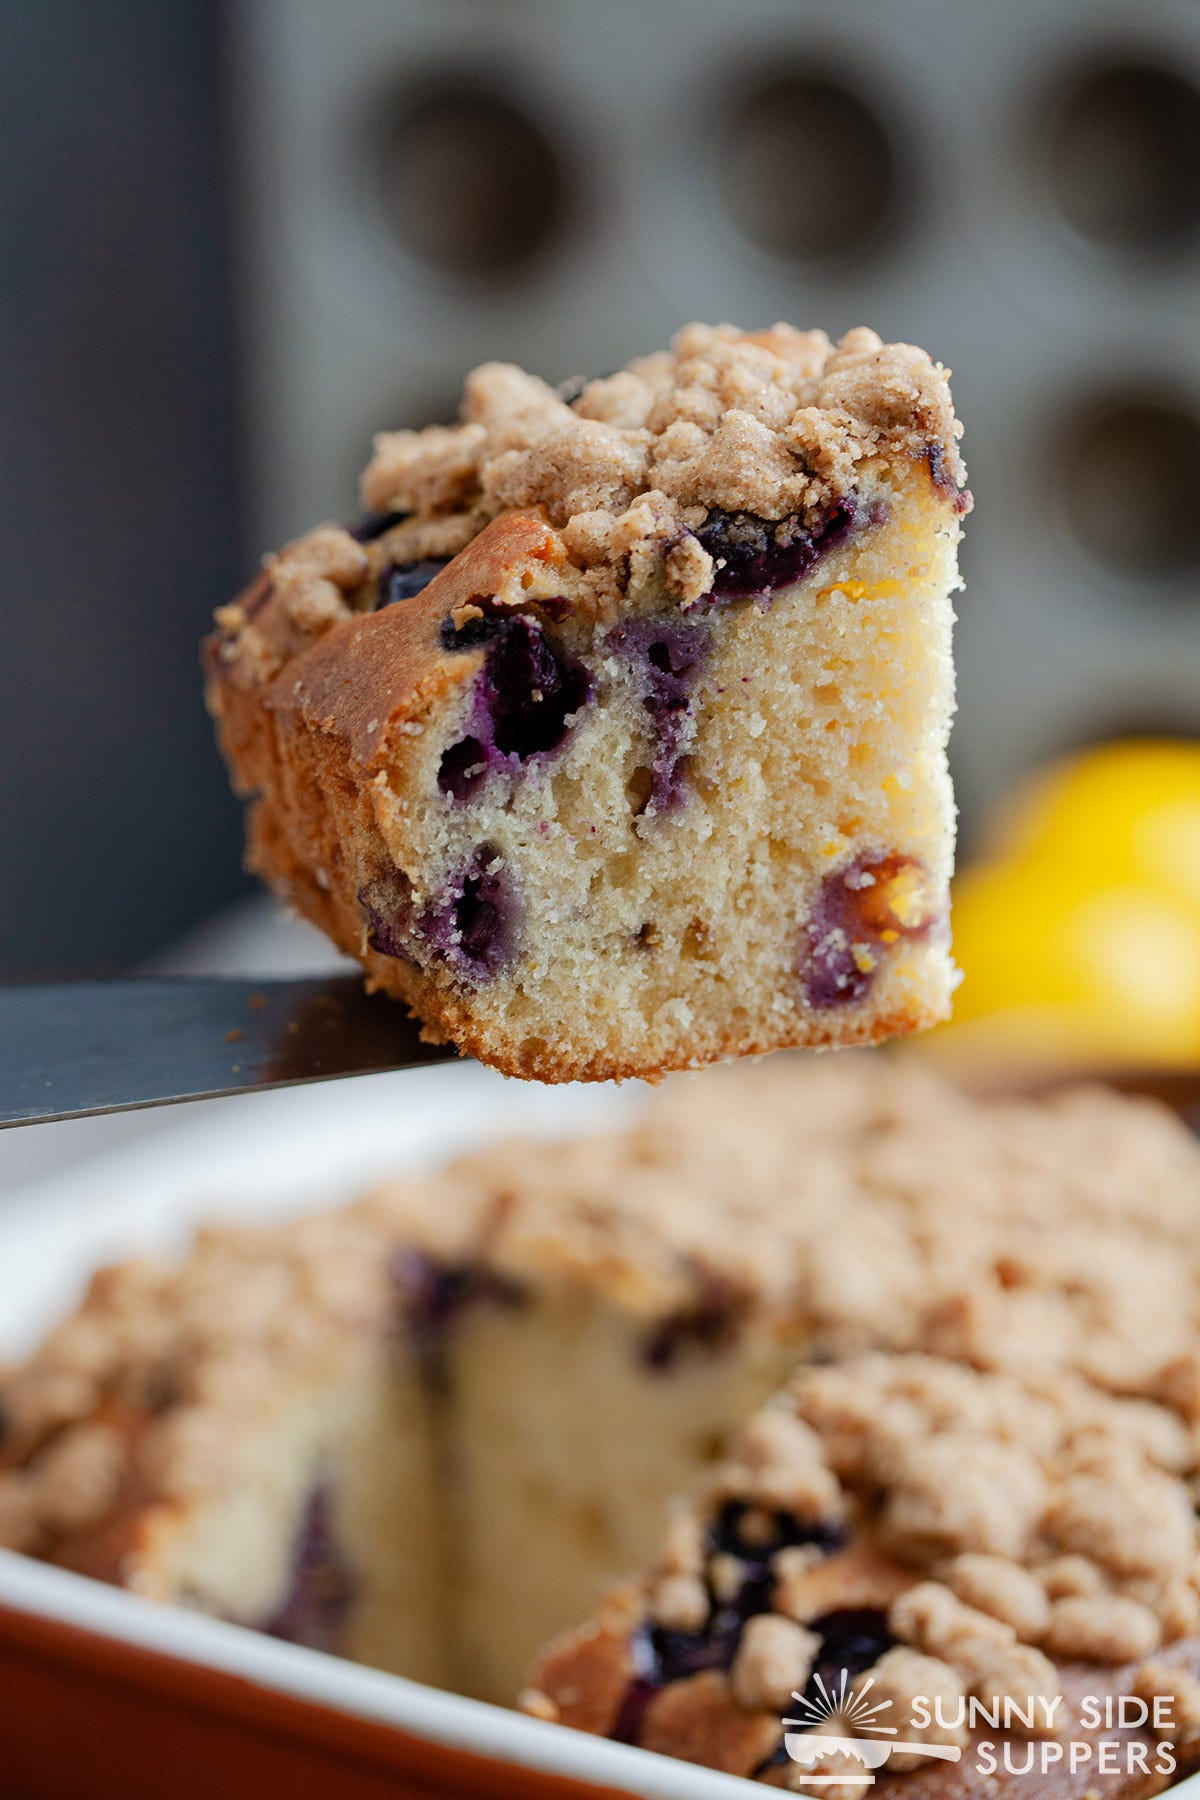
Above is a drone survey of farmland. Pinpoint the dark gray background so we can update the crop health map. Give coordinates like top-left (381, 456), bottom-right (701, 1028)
top-left (0, 1), bottom-right (248, 978)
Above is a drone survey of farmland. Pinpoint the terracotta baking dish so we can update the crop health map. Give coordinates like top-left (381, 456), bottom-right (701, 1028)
top-left (0, 1551), bottom-right (747, 1800)
top-left (1, 1061), bottom-right (1197, 1798)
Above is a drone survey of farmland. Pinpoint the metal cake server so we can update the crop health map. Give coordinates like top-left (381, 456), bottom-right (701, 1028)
top-left (0, 977), bottom-right (459, 1127)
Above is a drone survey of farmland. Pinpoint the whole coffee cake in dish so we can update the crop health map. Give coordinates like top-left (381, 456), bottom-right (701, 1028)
top-left (4, 1058), bottom-right (1200, 1715)
top-left (206, 323), bottom-right (968, 1080)
top-left (525, 1353), bottom-right (1200, 1795)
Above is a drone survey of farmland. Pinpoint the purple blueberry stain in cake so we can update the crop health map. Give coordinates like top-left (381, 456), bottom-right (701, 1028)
top-left (392, 1250), bottom-right (526, 1392)
top-left (925, 443), bottom-right (972, 516)
top-left (803, 852), bottom-right (935, 1010)
top-left (263, 1480), bottom-right (355, 1654)
top-left (378, 557), bottom-right (451, 607)
top-left (642, 1276), bottom-right (745, 1371)
top-left (436, 735), bottom-right (489, 803)
top-left (421, 843), bottom-right (521, 981)
top-left (361, 847), bottom-right (521, 981)
top-left (694, 502), bottom-right (858, 604)
top-left (437, 610), bottom-right (591, 803)
top-left (609, 617), bottom-right (711, 814)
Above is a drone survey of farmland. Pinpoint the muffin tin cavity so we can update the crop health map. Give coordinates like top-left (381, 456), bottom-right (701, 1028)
top-left (1054, 391), bottom-right (1200, 582)
top-left (717, 69), bottom-right (900, 261)
top-left (1043, 58), bottom-right (1200, 256)
top-left (374, 77), bottom-right (570, 277)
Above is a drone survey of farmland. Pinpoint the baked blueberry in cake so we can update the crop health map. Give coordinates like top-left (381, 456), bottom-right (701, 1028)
top-left (3, 1057), bottom-right (1200, 1715)
top-left (524, 1355), bottom-right (1200, 1795)
top-left (206, 323), bottom-right (968, 1081)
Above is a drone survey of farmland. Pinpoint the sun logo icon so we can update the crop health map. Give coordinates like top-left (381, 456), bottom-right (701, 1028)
top-left (784, 1671), bottom-right (961, 1781)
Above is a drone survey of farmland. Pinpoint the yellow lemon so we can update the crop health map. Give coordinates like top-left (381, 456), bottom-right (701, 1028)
top-left (982, 739), bottom-right (1200, 917)
top-left (936, 739), bottom-right (1200, 1068)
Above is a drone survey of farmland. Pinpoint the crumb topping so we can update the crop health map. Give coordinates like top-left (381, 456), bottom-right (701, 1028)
top-left (752, 1353), bottom-right (1192, 1665)
top-left (731, 1613), bottom-right (821, 1711)
top-left (1134, 1658), bottom-right (1200, 1745)
top-left (212, 323), bottom-right (967, 681)
top-left (525, 1349), bottom-right (1200, 1769)
top-left (852, 1646), bottom-right (969, 1769)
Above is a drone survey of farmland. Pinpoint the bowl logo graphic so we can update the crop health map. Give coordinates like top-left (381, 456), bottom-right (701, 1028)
top-left (783, 1670), bottom-right (962, 1782)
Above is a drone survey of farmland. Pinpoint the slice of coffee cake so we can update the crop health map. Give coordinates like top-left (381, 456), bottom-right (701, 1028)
top-left (524, 1354), bottom-right (1200, 1795)
top-left (8, 1057), bottom-right (1196, 1710)
top-left (206, 324), bottom-right (968, 1081)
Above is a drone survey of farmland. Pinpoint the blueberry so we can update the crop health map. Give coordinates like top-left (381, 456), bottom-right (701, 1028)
top-left (644, 1505), bottom-right (844, 1684)
top-left (423, 843), bottom-right (521, 980)
top-left (804, 852), bottom-right (933, 1010)
top-left (360, 847), bottom-right (520, 981)
top-left (641, 1301), bottom-right (740, 1371)
top-left (485, 617), bottom-right (590, 759)
top-left (264, 1482), bottom-right (354, 1653)
top-left (608, 617), bottom-right (711, 813)
top-left (609, 1506), bottom-right (848, 1745)
top-left (393, 1252), bottom-right (476, 1337)
top-left (611, 1676), bottom-right (659, 1746)
top-left (437, 736), bottom-right (488, 802)
top-left (378, 557), bottom-right (450, 606)
top-left (456, 865), bottom-right (506, 967)
top-left (392, 1251), bottom-right (525, 1391)
top-left (346, 508), bottom-right (409, 543)
top-left (707, 1501), bottom-right (846, 1568)
top-left (798, 1608), bottom-right (895, 1706)
top-left (393, 1250), bottom-right (525, 1333)
top-left (695, 503), bottom-right (857, 602)
top-left (440, 611), bottom-right (505, 653)
top-left (438, 611), bottom-right (590, 803)
top-left (650, 1612), bottom-right (744, 1683)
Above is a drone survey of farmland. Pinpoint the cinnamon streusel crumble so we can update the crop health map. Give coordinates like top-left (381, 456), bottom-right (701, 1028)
top-left (526, 1354), bottom-right (1200, 1793)
top-left (206, 323), bottom-right (968, 1080)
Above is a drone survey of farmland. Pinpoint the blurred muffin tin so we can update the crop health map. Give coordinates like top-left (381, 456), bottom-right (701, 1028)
top-left (231, 0), bottom-right (1200, 824)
